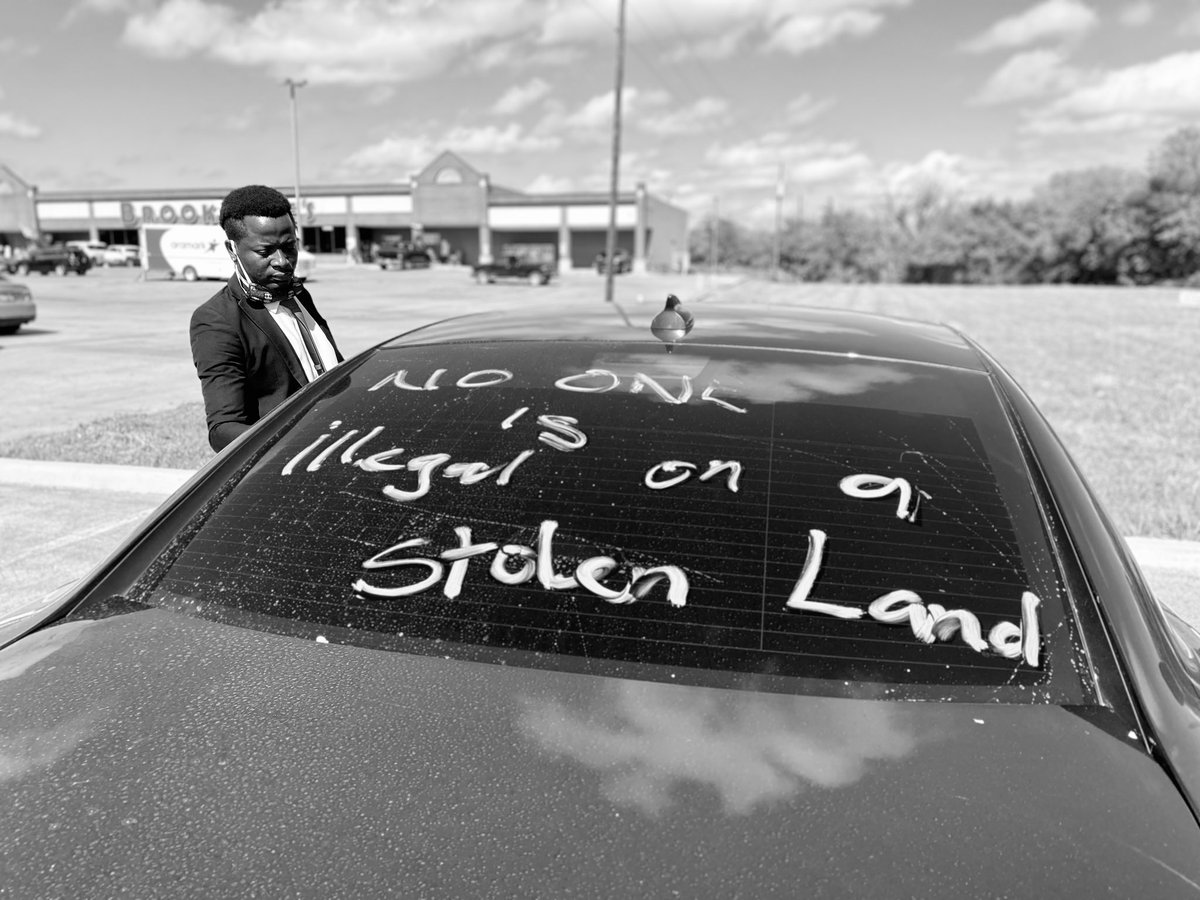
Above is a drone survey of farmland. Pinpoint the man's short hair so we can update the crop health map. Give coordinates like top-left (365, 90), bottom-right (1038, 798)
top-left (220, 185), bottom-right (294, 240)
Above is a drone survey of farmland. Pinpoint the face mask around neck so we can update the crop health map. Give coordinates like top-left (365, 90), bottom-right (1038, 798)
top-left (227, 239), bottom-right (296, 303)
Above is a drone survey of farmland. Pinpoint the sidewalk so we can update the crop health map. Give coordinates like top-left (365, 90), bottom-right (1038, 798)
top-left (2, 458), bottom-right (1198, 628)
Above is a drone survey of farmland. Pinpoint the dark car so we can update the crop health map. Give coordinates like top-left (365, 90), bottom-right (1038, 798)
top-left (376, 241), bottom-right (432, 270)
top-left (6, 244), bottom-right (91, 276)
top-left (0, 272), bottom-right (35, 333)
top-left (473, 254), bottom-right (554, 285)
top-left (3, 300), bottom-right (1200, 897)
top-left (595, 248), bottom-right (632, 274)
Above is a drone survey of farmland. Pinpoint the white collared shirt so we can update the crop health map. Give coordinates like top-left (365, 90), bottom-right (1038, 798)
top-left (264, 298), bottom-right (339, 382)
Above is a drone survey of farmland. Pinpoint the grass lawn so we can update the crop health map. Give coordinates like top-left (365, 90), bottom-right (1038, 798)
top-left (0, 403), bottom-right (213, 471)
top-left (0, 278), bottom-right (1196, 541)
top-left (727, 280), bottom-right (1200, 541)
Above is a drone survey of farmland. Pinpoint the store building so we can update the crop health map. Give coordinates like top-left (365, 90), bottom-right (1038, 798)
top-left (0, 150), bottom-right (689, 273)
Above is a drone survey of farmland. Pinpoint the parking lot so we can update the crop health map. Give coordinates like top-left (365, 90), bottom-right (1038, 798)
top-left (0, 261), bottom-right (698, 444)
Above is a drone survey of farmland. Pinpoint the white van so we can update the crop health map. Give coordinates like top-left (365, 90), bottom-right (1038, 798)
top-left (141, 224), bottom-right (316, 282)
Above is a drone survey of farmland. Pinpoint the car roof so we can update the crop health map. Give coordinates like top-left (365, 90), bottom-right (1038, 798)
top-left (379, 300), bottom-right (990, 372)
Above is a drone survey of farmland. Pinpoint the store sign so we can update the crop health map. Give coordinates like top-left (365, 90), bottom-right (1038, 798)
top-left (121, 199), bottom-right (316, 227)
top-left (121, 202), bottom-right (219, 227)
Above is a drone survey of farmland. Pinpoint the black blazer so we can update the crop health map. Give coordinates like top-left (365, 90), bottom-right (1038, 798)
top-left (189, 277), bottom-right (343, 451)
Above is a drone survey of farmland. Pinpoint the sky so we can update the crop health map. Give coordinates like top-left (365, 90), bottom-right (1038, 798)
top-left (4, 0), bottom-right (1200, 229)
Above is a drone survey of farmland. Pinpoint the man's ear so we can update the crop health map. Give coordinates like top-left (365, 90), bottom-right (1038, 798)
top-left (225, 239), bottom-right (237, 259)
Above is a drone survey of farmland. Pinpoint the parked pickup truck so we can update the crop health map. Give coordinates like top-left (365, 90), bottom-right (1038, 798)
top-left (6, 245), bottom-right (91, 276)
top-left (472, 255), bottom-right (555, 285)
top-left (376, 241), bottom-right (432, 270)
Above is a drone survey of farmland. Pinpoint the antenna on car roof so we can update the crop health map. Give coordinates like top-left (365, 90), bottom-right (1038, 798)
top-left (650, 294), bottom-right (694, 353)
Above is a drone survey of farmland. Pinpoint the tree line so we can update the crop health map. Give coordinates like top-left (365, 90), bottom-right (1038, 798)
top-left (689, 127), bottom-right (1200, 286)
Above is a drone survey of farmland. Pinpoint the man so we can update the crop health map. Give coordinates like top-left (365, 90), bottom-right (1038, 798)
top-left (190, 185), bottom-right (342, 451)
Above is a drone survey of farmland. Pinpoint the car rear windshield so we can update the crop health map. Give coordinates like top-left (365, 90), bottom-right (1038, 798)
top-left (137, 341), bottom-right (1092, 703)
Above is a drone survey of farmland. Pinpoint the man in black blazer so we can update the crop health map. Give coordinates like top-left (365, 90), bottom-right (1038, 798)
top-left (190, 185), bottom-right (343, 452)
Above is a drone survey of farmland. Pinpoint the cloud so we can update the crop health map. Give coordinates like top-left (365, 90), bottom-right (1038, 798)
top-left (123, 0), bottom-right (236, 57)
top-left (118, 0), bottom-right (541, 83)
top-left (491, 78), bottom-right (552, 116)
top-left (639, 97), bottom-right (731, 136)
top-left (541, 0), bottom-right (911, 60)
top-left (764, 8), bottom-right (885, 54)
top-left (1026, 50), bottom-right (1200, 134)
top-left (0, 112), bottom-right (42, 139)
top-left (679, 132), bottom-right (876, 224)
top-left (663, 30), bottom-right (745, 62)
top-left (524, 173), bottom-right (575, 193)
top-left (973, 48), bottom-right (1077, 104)
top-left (441, 122), bottom-right (561, 154)
top-left (0, 37), bottom-right (38, 58)
top-left (339, 135), bottom-right (439, 179)
top-left (339, 124), bottom-right (560, 180)
top-left (471, 42), bottom-right (581, 73)
top-left (68, 0), bottom-right (141, 13)
top-left (561, 87), bottom-right (670, 133)
top-left (882, 150), bottom-right (973, 198)
top-left (100, 0), bottom-right (911, 85)
top-left (517, 681), bottom-right (919, 816)
top-left (706, 134), bottom-right (871, 184)
top-left (786, 94), bottom-right (835, 126)
top-left (962, 0), bottom-right (1097, 53)
top-left (1118, 1), bottom-right (1154, 26)
top-left (61, 0), bottom-right (143, 26)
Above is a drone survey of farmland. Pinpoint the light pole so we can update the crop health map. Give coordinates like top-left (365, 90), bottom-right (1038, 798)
top-left (773, 164), bottom-right (784, 280)
top-left (603, 0), bottom-right (627, 303)
top-left (284, 78), bottom-right (307, 249)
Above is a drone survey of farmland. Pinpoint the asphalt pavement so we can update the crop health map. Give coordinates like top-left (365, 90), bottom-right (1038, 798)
top-left (1, 263), bottom-right (1198, 630)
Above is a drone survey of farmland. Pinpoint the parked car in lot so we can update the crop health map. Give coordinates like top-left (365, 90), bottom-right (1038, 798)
top-left (2, 299), bottom-right (1199, 896)
top-left (66, 240), bottom-right (108, 266)
top-left (376, 240), bottom-right (432, 270)
top-left (6, 244), bottom-right (91, 276)
top-left (473, 254), bottom-right (555, 285)
top-left (0, 272), bottom-right (35, 333)
top-left (594, 248), bottom-right (632, 274)
top-left (103, 243), bottom-right (141, 267)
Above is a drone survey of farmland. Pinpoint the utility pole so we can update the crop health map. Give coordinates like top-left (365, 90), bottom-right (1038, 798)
top-left (773, 164), bottom-right (784, 281)
top-left (709, 195), bottom-right (719, 280)
top-left (603, 0), bottom-right (627, 303)
top-left (284, 78), bottom-right (307, 250)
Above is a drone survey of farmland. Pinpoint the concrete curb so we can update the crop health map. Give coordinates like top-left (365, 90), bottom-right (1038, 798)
top-left (0, 458), bottom-right (195, 496)
top-left (2, 457), bottom-right (1199, 574)
top-left (1124, 537), bottom-right (1200, 573)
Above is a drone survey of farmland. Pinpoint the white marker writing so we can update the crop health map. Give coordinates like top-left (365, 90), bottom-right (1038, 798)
top-left (369, 368), bottom-right (446, 391)
top-left (630, 373), bottom-right (693, 405)
top-left (502, 408), bottom-right (529, 429)
top-left (700, 381), bottom-right (747, 414)
top-left (537, 415), bottom-right (587, 452)
top-left (840, 473), bottom-right (923, 522)
top-left (984, 592), bottom-right (1041, 666)
top-left (644, 459), bottom-right (742, 492)
top-left (354, 520), bottom-right (689, 607)
top-left (368, 368), bottom-right (514, 392)
top-left (553, 368), bottom-right (745, 413)
top-left (281, 432), bottom-right (331, 476)
top-left (279, 423), bottom-right (539, 501)
top-left (785, 529), bottom-right (864, 619)
top-left (341, 426), bottom-right (384, 463)
top-left (380, 450), bottom-right (534, 502)
top-left (785, 533), bottom-right (1041, 665)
